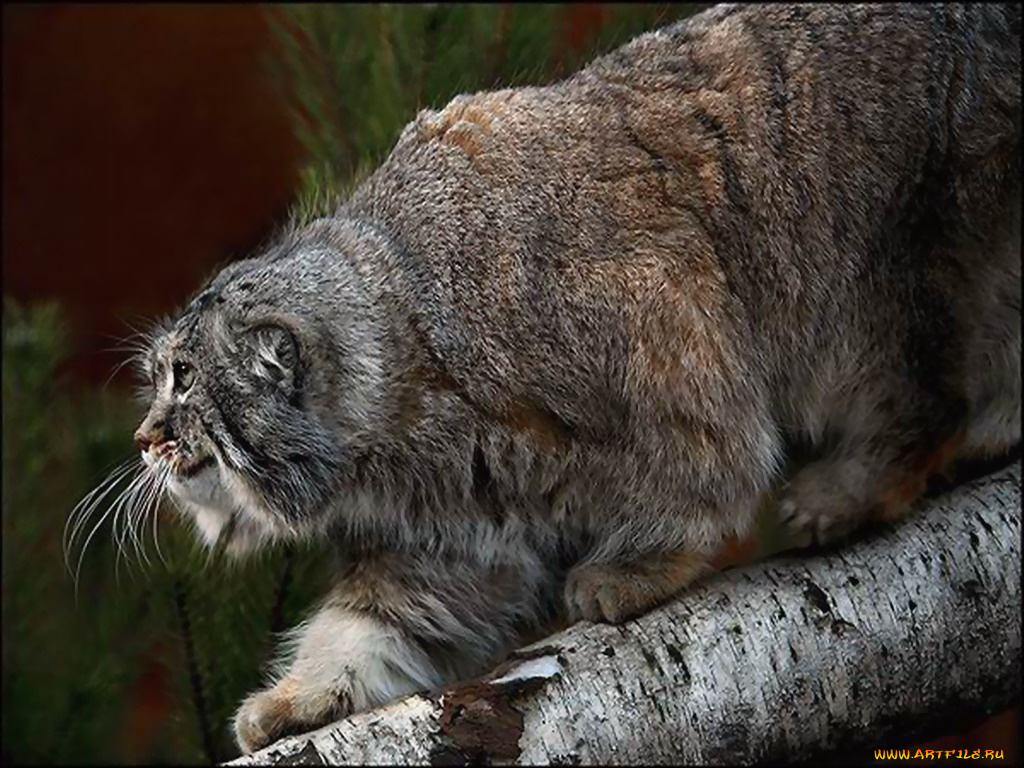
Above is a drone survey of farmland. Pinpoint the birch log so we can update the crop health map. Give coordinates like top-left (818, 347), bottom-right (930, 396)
top-left (227, 462), bottom-right (1021, 766)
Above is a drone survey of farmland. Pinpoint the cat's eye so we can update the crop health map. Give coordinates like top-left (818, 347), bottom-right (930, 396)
top-left (172, 361), bottom-right (195, 393)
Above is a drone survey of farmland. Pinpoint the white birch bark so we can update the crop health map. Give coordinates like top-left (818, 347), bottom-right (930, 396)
top-left (227, 462), bottom-right (1021, 766)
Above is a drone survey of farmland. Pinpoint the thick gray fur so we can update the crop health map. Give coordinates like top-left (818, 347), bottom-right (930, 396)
top-left (125, 3), bottom-right (1019, 754)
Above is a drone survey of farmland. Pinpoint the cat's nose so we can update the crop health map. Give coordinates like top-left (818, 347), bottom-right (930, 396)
top-left (134, 422), bottom-right (165, 452)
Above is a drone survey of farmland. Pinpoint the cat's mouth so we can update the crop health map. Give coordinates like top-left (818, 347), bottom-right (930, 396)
top-left (143, 442), bottom-right (215, 478)
top-left (178, 456), bottom-right (216, 478)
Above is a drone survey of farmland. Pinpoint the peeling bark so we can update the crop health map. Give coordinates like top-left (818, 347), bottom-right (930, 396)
top-left (226, 463), bottom-right (1021, 766)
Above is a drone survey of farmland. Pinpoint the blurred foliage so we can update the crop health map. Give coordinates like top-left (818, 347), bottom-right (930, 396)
top-left (2, 5), bottom-right (706, 764)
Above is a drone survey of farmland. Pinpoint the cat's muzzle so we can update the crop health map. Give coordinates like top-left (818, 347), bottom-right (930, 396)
top-left (142, 441), bottom-right (214, 478)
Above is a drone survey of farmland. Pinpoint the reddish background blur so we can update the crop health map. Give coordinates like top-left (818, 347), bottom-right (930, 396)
top-left (2, 4), bottom-right (303, 388)
top-left (2, 3), bottom-right (1018, 764)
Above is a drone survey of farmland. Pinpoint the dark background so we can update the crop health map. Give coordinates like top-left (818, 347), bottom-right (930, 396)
top-left (3, 4), bottom-right (303, 387)
top-left (2, 4), bottom-right (1018, 764)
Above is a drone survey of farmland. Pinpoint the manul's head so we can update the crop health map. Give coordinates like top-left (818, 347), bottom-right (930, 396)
top-left (67, 219), bottom-right (398, 566)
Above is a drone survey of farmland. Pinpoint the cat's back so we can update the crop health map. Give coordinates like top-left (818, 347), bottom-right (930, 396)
top-left (355, 1), bottom-right (1018, 314)
top-left (344, 2), bottom-right (1020, 438)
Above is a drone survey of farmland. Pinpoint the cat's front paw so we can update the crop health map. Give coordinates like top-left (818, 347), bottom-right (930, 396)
top-left (233, 678), bottom-right (346, 755)
top-left (565, 552), bottom-right (709, 624)
top-left (234, 687), bottom-right (289, 756)
top-left (565, 563), bottom-right (673, 624)
top-left (778, 460), bottom-right (868, 548)
top-left (565, 564), bottom-right (635, 623)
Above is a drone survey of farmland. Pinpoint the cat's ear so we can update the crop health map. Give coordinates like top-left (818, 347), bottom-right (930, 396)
top-left (248, 323), bottom-right (300, 394)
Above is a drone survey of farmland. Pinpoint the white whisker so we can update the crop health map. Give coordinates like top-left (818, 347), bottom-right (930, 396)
top-left (134, 467), bottom-right (160, 564)
top-left (65, 460), bottom-right (138, 576)
top-left (151, 464), bottom-right (172, 569)
top-left (111, 476), bottom-right (136, 577)
top-left (124, 470), bottom-right (153, 572)
top-left (102, 351), bottom-right (146, 390)
top-left (65, 458), bottom-right (136, 561)
top-left (73, 467), bottom-right (141, 601)
top-left (134, 462), bottom-right (168, 571)
top-left (131, 473), bottom-right (155, 570)
top-left (115, 467), bottom-right (153, 579)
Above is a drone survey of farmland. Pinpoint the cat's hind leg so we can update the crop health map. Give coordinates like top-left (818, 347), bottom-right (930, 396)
top-left (780, 425), bottom-right (966, 548)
